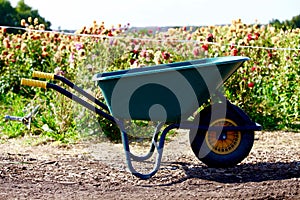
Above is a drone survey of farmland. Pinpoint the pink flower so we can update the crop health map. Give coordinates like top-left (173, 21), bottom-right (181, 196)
top-left (54, 67), bottom-right (65, 76)
top-left (207, 33), bottom-right (214, 42)
top-left (230, 43), bottom-right (235, 50)
top-left (69, 52), bottom-right (75, 63)
top-left (75, 43), bottom-right (83, 50)
top-left (140, 49), bottom-right (147, 58)
top-left (193, 47), bottom-right (200, 57)
top-left (247, 34), bottom-right (254, 41)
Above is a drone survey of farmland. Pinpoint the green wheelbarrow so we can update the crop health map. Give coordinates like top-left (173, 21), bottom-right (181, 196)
top-left (21, 56), bottom-right (261, 179)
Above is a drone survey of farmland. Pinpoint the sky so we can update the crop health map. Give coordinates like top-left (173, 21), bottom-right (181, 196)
top-left (9, 0), bottom-right (300, 30)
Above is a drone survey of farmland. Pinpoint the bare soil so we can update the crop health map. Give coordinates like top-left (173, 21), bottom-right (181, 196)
top-left (0, 131), bottom-right (299, 199)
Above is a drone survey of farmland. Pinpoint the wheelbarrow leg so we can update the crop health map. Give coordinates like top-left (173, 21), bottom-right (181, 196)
top-left (129, 122), bottom-right (164, 162)
top-left (120, 123), bottom-right (179, 179)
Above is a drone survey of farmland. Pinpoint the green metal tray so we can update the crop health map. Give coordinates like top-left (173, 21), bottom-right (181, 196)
top-left (93, 56), bottom-right (249, 122)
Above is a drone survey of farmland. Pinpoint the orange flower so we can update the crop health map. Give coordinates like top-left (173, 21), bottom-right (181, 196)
top-left (42, 51), bottom-right (49, 57)
top-left (3, 38), bottom-right (10, 48)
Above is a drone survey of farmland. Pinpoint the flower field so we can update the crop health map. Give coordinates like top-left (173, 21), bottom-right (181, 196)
top-left (0, 18), bottom-right (299, 141)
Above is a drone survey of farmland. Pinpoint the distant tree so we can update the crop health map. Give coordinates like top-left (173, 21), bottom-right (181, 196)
top-left (0, 0), bottom-right (18, 26)
top-left (0, 0), bottom-right (51, 32)
top-left (269, 19), bottom-right (282, 29)
top-left (290, 14), bottom-right (300, 28)
top-left (270, 14), bottom-right (300, 30)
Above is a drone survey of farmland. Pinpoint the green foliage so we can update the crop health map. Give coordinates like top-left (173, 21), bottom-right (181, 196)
top-left (0, 93), bottom-right (27, 138)
top-left (0, 17), bottom-right (299, 144)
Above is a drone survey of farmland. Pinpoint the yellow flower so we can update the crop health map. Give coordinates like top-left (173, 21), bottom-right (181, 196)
top-left (293, 28), bottom-right (299, 34)
top-left (21, 43), bottom-right (27, 52)
top-left (39, 24), bottom-right (45, 30)
top-left (41, 41), bottom-right (47, 46)
top-left (230, 25), bottom-right (236, 33)
top-left (34, 18), bottom-right (39, 25)
top-left (59, 44), bottom-right (66, 51)
top-left (28, 17), bottom-right (32, 23)
top-left (269, 26), bottom-right (276, 34)
top-left (260, 25), bottom-right (266, 31)
top-left (34, 33), bottom-right (41, 40)
top-left (78, 49), bottom-right (86, 57)
top-left (271, 36), bottom-right (280, 44)
top-left (21, 19), bottom-right (26, 26)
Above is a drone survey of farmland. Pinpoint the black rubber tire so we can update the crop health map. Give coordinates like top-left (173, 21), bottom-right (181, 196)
top-left (189, 102), bottom-right (255, 168)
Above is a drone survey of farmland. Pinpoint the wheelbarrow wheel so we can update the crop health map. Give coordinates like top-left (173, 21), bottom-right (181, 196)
top-left (189, 102), bottom-right (254, 168)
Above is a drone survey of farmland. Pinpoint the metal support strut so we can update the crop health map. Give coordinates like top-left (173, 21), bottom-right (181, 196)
top-left (120, 122), bottom-right (179, 179)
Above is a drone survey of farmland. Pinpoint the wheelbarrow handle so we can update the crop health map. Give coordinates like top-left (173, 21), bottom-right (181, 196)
top-left (21, 78), bottom-right (47, 89)
top-left (21, 78), bottom-right (116, 124)
top-left (31, 71), bottom-right (109, 111)
top-left (32, 71), bottom-right (55, 80)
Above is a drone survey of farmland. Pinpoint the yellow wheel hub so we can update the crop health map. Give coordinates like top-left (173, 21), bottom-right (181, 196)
top-left (205, 118), bottom-right (241, 155)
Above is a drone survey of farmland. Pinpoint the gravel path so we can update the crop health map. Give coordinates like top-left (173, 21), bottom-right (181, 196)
top-left (0, 131), bottom-right (299, 199)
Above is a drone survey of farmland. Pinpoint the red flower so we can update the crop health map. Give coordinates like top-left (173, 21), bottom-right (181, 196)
top-left (268, 52), bottom-right (273, 58)
top-left (248, 82), bottom-right (255, 88)
top-left (107, 31), bottom-right (113, 37)
top-left (254, 32), bottom-right (260, 40)
top-left (1, 27), bottom-right (7, 33)
top-left (132, 49), bottom-right (139, 54)
top-left (202, 44), bottom-right (209, 51)
top-left (162, 51), bottom-right (170, 60)
top-left (231, 48), bottom-right (238, 56)
top-left (251, 66), bottom-right (257, 72)
top-left (129, 59), bottom-right (135, 65)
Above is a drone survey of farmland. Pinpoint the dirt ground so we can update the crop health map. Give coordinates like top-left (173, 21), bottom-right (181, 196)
top-left (0, 130), bottom-right (299, 200)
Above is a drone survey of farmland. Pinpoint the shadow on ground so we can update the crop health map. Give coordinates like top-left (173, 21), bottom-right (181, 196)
top-left (155, 161), bottom-right (300, 186)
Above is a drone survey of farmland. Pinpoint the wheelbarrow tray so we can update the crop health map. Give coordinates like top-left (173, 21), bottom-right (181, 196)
top-left (93, 56), bottom-right (249, 122)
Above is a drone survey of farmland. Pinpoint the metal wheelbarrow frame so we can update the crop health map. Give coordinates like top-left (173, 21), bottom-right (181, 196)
top-left (20, 56), bottom-right (262, 179)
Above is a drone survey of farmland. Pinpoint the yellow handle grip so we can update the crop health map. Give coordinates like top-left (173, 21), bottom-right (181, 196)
top-left (32, 71), bottom-right (54, 80)
top-left (21, 78), bottom-right (47, 89)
